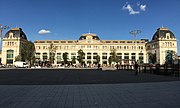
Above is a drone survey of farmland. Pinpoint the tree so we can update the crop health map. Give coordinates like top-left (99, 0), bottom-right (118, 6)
top-left (148, 52), bottom-right (156, 64)
top-left (110, 49), bottom-right (119, 64)
top-left (108, 56), bottom-right (112, 65)
top-left (96, 55), bottom-right (100, 64)
top-left (20, 41), bottom-right (35, 66)
top-left (77, 49), bottom-right (85, 65)
top-left (71, 56), bottom-right (76, 64)
top-left (15, 55), bottom-right (22, 61)
top-left (48, 43), bottom-right (57, 64)
top-left (63, 52), bottom-right (68, 64)
top-left (115, 56), bottom-right (120, 63)
top-left (165, 50), bottom-right (177, 64)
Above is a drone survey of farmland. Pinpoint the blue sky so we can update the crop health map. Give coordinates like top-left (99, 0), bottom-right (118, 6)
top-left (1, 0), bottom-right (180, 53)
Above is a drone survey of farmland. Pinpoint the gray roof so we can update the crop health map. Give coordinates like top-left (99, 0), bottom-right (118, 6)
top-left (152, 28), bottom-right (175, 41)
top-left (79, 33), bottom-right (100, 40)
top-left (4, 28), bottom-right (27, 40)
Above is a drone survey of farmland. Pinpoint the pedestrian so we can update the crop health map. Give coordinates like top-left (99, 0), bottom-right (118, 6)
top-left (116, 63), bottom-right (119, 70)
top-left (98, 64), bottom-right (101, 69)
top-left (134, 62), bottom-right (139, 75)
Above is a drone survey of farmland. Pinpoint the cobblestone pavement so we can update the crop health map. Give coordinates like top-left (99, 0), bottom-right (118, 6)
top-left (0, 81), bottom-right (180, 108)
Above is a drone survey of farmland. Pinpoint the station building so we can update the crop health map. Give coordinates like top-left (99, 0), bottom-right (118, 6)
top-left (0, 27), bottom-right (178, 66)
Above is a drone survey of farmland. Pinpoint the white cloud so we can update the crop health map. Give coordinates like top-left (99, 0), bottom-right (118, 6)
top-left (38, 29), bottom-right (51, 34)
top-left (122, 2), bottom-right (147, 15)
top-left (122, 3), bottom-right (140, 15)
top-left (140, 4), bottom-right (146, 11)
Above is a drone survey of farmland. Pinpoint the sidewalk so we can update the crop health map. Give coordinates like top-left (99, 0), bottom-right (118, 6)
top-left (0, 81), bottom-right (180, 108)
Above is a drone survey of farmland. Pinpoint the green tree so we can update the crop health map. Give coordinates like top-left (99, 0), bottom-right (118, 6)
top-left (165, 50), bottom-right (177, 64)
top-left (15, 55), bottom-right (22, 61)
top-left (63, 52), bottom-right (68, 64)
top-left (115, 56), bottom-right (120, 63)
top-left (96, 54), bottom-right (100, 64)
top-left (20, 41), bottom-right (35, 66)
top-left (48, 43), bottom-right (57, 64)
top-left (148, 52), bottom-right (156, 64)
top-left (77, 49), bottom-right (85, 65)
top-left (71, 56), bottom-right (76, 64)
top-left (108, 56), bottom-right (112, 65)
top-left (110, 49), bottom-right (119, 63)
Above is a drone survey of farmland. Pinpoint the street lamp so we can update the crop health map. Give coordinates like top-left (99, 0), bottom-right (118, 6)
top-left (129, 30), bottom-right (141, 62)
top-left (0, 25), bottom-right (10, 49)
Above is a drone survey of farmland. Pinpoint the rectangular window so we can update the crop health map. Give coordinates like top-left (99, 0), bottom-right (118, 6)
top-left (7, 59), bottom-right (13, 64)
top-left (131, 56), bottom-right (135, 60)
top-left (87, 56), bottom-right (91, 59)
top-left (117, 53), bottom-right (122, 55)
top-left (57, 55), bottom-right (62, 64)
top-left (7, 54), bottom-right (13, 58)
top-left (43, 53), bottom-right (48, 61)
top-left (124, 53), bottom-right (129, 60)
top-left (118, 56), bottom-right (122, 60)
top-left (102, 56), bottom-right (107, 59)
top-left (124, 56), bottom-right (129, 60)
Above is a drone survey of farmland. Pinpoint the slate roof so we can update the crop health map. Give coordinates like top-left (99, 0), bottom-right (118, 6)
top-left (4, 28), bottom-right (27, 40)
top-left (79, 34), bottom-right (100, 40)
top-left (152, 28), bottom-right (175, 41)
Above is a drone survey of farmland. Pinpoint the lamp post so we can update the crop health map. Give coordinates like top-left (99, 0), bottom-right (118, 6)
top-left (0, 25), bottom-right (9, 49)
top-left (130, 30), bottom-right (141, 62)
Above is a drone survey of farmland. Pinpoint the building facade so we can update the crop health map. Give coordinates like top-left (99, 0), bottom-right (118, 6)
top-left (0, 27), bottom-right (178, 66)
top-left (35, 33), bottom-right (147, 66)
top-left (146, 28), bottom-right (177, 64)
top-left (1, 28), bottom-right (28, 65)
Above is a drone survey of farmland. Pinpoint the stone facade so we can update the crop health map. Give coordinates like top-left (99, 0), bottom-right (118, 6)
top-left (146, 28), bottom-right (177, 64)
top-left (1, 28), bottom-right (27, 65)
top-left (0, 27), bottom-right (178, 66)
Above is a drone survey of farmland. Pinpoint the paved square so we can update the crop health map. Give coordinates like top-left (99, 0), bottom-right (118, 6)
top-left (0, 81), bottom-right (180, 108)
top-left (0, 69), bottom-right (180, 108)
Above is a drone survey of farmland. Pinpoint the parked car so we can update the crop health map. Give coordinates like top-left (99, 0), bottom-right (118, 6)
top-left (14, 61), bottom-right (29, 68)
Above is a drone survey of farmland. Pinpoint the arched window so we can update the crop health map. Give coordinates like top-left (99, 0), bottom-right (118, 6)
top-left (6, 50), bottom-right (14, 64)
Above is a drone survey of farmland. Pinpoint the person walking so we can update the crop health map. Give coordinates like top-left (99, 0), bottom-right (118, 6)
top-left (134, 61), bottom-right (139, 75)
top-left (98, 64), bottom-right (101, 70)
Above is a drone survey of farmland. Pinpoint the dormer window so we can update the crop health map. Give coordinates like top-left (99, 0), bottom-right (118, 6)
top-left (166, 33), bottom-right (170, 39)
top-left (9, 32), bottom-right (13, 38)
